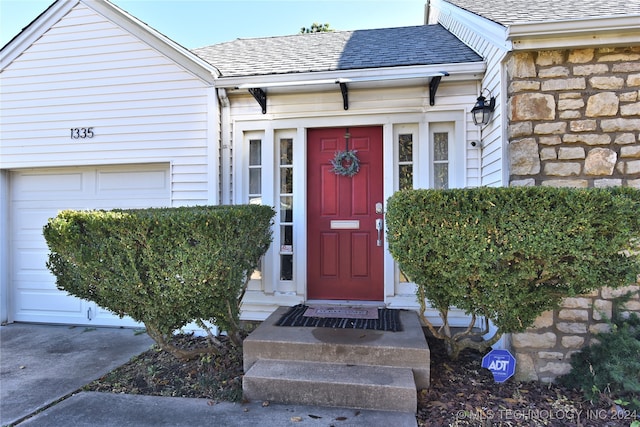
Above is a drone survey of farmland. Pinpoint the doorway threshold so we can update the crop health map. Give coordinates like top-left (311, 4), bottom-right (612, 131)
top-left (305, 299), bottom-right (386, 308)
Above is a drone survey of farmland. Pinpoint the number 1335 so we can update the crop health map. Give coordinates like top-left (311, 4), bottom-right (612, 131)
top-left (70, 127), bottom-right (94, 139)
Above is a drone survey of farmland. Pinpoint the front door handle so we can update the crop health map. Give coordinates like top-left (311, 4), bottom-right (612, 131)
top-left (376, 218), bottom-right (383, 246)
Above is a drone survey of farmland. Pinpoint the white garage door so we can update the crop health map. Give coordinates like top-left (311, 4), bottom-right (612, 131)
top-left (10, 164), bottom-right (170, 326)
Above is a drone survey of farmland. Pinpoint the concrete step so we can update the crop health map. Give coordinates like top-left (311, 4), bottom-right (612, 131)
top-left (243, 359), bottom-right (417, 413)
top-left (243, 307), bottom-right (430, 389)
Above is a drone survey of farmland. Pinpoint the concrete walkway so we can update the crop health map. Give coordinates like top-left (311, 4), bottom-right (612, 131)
top-left (1, 323), bottom-right (417, 427)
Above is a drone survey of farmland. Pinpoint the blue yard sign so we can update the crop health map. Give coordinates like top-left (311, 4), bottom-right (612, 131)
top-left (481, 349), bottom-right (516, 383)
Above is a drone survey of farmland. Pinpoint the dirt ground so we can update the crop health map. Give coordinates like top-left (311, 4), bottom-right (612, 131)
top-left (84, 332), bottom-right (635, 426)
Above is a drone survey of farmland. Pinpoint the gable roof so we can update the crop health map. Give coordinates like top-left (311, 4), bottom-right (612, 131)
top-left (192, 24), bottom-right (482, 78)
top-left (443, 0), bottom-right (640, 26)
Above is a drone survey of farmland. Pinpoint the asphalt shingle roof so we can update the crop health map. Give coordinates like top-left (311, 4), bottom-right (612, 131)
top-left (192, 24), bottom-right (482, 78)
top-left (443, 0), bottom-right (640, 26)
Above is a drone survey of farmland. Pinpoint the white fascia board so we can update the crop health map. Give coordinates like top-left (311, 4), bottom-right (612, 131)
top-left (215, 62), bottom-right (487, 90)
top-left (1, 0), bottom-right (78, 71)
top-left (83, 0), bottom-right (219, 83)
top-left (508, 15), bottom-right (640, 50)
top-left (429, 0), bottom-right (511, 52)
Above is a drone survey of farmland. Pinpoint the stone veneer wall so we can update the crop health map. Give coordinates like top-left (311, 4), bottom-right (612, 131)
top-left (506, 46), bottom-right (640, 382)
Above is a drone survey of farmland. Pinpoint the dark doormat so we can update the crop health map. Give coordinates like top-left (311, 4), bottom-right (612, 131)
top-left (275, 304), bottom-right (403, 332)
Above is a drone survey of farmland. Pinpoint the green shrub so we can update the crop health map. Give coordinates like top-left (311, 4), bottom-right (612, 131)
top-left (386, 187), bottom-right (640, 359)
top-left (43, 205), bottom-right (275, 359)
top-left (559, 293), bottom-right (640, 412)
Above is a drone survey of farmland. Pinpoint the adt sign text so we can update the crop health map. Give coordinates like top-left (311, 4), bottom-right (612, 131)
top-left (481, 349), bottom-right (516, 383)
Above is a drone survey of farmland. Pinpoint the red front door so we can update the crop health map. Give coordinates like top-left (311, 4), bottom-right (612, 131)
top-left (307, 126), bottom-right (384, 301)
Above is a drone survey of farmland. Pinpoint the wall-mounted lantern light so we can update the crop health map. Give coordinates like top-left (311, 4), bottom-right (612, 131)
top-left (471, 89), bottom-right (496, 126)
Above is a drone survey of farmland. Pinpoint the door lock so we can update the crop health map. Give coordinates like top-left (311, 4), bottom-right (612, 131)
top-left (376, 218), bottom-right (383, 246)
top-left (375, 202), bottom-right (383, 214)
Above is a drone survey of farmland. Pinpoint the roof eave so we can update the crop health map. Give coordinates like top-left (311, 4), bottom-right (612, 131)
top-left (215, 62), bottom-right (487, 89)
top-left (507, 15), bottom-right (640, 50)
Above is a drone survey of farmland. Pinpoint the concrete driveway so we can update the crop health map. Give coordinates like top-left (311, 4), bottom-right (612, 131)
top-left (0, 323), bottom-right (153, 426)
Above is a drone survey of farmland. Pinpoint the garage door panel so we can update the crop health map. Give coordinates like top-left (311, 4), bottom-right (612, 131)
top-left (12, 172), bottom-right (87, 201)
top-left (10, 164), bottom-right (169, 326)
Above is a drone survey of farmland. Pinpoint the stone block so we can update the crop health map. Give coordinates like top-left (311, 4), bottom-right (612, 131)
top-left (556, 322), bottom-right (587, 334)
top-left (563, 133), bottom-right (611, 145)
top-left (538, 351), bottom-right (563, 360)
top-left (514, 353), bottom-right (538, 382)
top-left (601, 118), bottom-right (640, 132)
top-left (621, 102), bottom-right (640, 116)
top-left (508, 52), bottom-right (537, 78)
top-left (570, 120), bottom-right (597, 132)
top-left (611, 61), bottom-right (640, 72)
top-left (542, 78), bottom-right (585, 91)
top-left (558, 309), bottom-right (589, 322)
top-left (544, 162), bottom-right (581, 176)
top-left (562, 297), bottom-right (592, 309)
top-left (584, 148), bottom-right (617, 175)
top-left (510, 93), bottom-right (555, 121)
top-left (539, 136), bottom-right (562, 145)
top-left (572, 64), bottom-right (608, 75)
top-left (560, 110), bottom-right (582, 119)
top-left (586, 92), bottom-right (619, 116)
top-left (620, 91), bottom-right (638, 102)
top-left (536, 50), bottom-right (564, 66)
top-left (541, 179), bottom-right (588, 188)
top-left (539, 362), bottom-right (571, 376)
top-left (558, 99), bottom-right (585, 110)
top-left (540, 147), bottom-right (557, 161)
top-left (622, 300), bottom-right (640, 311)
top-left (629, 74), bottom-right (640, 87)
top-left (509, 139), bottom-right (540, 175)
top-left (557, 147), bottom-right (585, 160)
top-left (589, 323), bottom-right (611, 334)
top-left (531, 310), bottom-right (554, 328)
top-left (568, 49), bottom-right (594, 63)
top-left (593, 300), bottom-right (613, 321)
top-left (594, 179), bottom-right (622, 188)
top-left (512, 332), bottom-right (556, 348)
top-left (626, 160), bottom-right (640, 174)
top-left (590, 76), bottom-right (625, 90)
top-left (510, 178), bottom-right (535, 187)
top-left (539, 66), bottom-right (569, 78)
top-left (621, 145), bottom-right (640, 158)
top-left (510, 81), bottom-right (540, 92)
top-left (628, 179), bottom-right (640, 189)
top-left (601, 54), bottom-right (640, 63)
top-left (561, 336), bottom-right (585, 348)
top-left (614, 133), bottom-right (637, 145)
top-left (508, 122), bottom-right (532, 139)
top-left (534, 122), bottom-right (567, 135)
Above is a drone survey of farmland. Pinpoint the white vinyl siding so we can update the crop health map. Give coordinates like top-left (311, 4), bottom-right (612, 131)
top-left (0, 3), bottom-right (214, 206)
top-left (431, 3), bottom-right (508, 187)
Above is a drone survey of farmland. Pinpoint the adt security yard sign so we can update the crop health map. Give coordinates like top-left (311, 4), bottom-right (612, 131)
top-left (482, 349), bottom-right (516, 383)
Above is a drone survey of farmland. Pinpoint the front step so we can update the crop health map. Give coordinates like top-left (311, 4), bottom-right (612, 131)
top-left (242, 306), bottom-right (430, 413)
top-left (244, 359), bottom-right (417, 412)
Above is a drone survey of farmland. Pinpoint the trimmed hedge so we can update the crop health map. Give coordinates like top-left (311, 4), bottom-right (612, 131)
top-left (43, 205), bottom-right (275, 358)
top-left (386, 187), bottom-right (640, 358)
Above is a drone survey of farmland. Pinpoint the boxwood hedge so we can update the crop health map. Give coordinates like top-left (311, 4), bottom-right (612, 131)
top-left (386, 186), bottom-right (640, 359)
top-left (43, 205), bottom-right (275, 359)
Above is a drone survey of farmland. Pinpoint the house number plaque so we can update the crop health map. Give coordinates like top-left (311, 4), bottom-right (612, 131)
top-left (70, 127), bottom-right (95, 139)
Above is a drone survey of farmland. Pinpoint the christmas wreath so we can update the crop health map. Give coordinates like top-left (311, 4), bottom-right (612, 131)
top-left (330, 150), bottom-right (360, 177)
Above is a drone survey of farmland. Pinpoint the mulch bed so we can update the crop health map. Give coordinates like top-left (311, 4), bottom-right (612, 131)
top-left (84, 331), bottom-right (635, 426)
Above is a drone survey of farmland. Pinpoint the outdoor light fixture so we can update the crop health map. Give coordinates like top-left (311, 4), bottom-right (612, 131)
top-left (471, 89), bottom-right (496, 126)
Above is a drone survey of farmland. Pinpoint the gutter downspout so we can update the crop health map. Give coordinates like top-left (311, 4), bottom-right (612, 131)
top-left (217, 88), bottom-right (231, 205)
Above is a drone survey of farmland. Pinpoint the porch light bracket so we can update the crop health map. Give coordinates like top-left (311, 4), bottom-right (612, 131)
top-left (429, 72), bottom-right (449, 106)
top-left (339, 82), bottom-right (349, 110)
top-left (248, 87), bottom-right (267, 114)
top-left (471, 88), bottom-right (496, 126)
